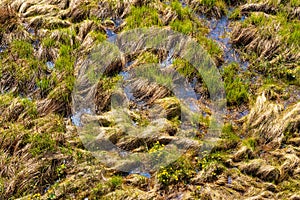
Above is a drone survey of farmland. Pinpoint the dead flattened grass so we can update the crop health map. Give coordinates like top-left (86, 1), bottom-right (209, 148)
top-left (0, 4), bottom-right (21, 44)
top-left (186, 0), bottom-right (227, 18)
top-left (0, 94), bottom-right (71, 197)
top-left (231, 4), bottom-right (300, 65)
top-left (243, 93), bottom-right (300, 150)
top-left (0, 5), bottom-right (17, 26)
top-left (231, 23), bottom-right (282, 62)
top-left (0, 112), bottom-right (70, 198)
top-left (128, 78), bottom-right (172, 105)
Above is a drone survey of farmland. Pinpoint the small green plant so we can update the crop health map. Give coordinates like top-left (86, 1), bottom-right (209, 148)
top-left (90, 31), bottom-right (106, 43)
top-left (56, 163), bottom-right (67, 177)
top-left (91, 183), bottom-right (107, 197)
top-left (244, 12), bottom-right (267, 27)
top-left (197, 151), bottom-right (227, 171)
top-left (279, 179), bottom-right (300, 193)
top-left (0, 178), bottom-right (4, 196)
top-left (125, 6), bottom-right (162, 29)
top-left (222, 63), bottom-right (249, 106)
top-left (221, 123), bottom-right (239, 142)
top-left (201, 0), bottom-right (217, 7)
top-left (58, 27), bottom-right (79, 47)
top-left (196, 35), bottom-right (223, 60)
top-left (11, 40), bottom-right (33, 59)
top-left (290, 0), bottom-right (300, 6)
top-left (135, 51), bottom-right (159, 64)
top-left (108, 176), bottom-right (122, 189)
top-left (20, 97), bottom-right (38, 118)
top-left (42, 37), bottom-right (56, 48)
top-left (242, 137), bottom-right (258, 151)
top-left (36, 77), bottom-right (51, 93)
top-left (28, 133), bottom-right (56, 156)
top-left (229, 8), bottom-right (241, 20)
top-left (157, 156), bottom-right (195, 186)
top-left (197, 0), bottom-right (227, 13)
top-left (170, 19), bottom-right (194, 35)
top-left (31, 193), bottom-right (41, 199)
top-left (149, 141), bottom-right (168, 166)
top-left (55, 45), bottom-right (74, 72)
top-left (170, 0), bottom-right (192, 20)
top-left (173, 58), bottom-right (199, 80)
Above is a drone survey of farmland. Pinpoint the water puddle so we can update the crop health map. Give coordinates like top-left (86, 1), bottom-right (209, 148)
top-left (238, 109), bottom-right (249, 118)
top-left (22, 22), bottom-right (35, 36)
top-left (46, 61), bottom-right (55, 70)
top-left (32, 39), bottom-right (39, 50)
top-left (71, 108), bottom-right (92, 127)
top-left (118, 49), bottom-right (199, 113)
top-left (105, 18), bottom-right (122, 43)
top-left (129, 170), bottom-right (151, 178)
top-left (241, 15), bottom-right (247, 22)
top-left (111, 18), bottom-right (123, 28)
top-left (179, 0), bottom-right (187, 7)
top-left (106, 29), bottom-right (117, 43)
top-left (205, 15), bottom-right (249, 69)
top-left (176, 0), bottom-right (248, 70)
top-left (160, 48), bottom-right (174, 68)
top-left (0, 45), bottom-right (7, 53)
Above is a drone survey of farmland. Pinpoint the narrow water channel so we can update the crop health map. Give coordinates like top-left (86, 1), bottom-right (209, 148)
top-left (201, 14), bottom-right (249, 69)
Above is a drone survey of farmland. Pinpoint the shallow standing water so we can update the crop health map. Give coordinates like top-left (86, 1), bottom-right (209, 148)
top-left (204, 15), bottom-right (249, 69)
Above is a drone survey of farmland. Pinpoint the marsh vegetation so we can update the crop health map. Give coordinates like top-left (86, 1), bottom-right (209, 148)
top-left (0, 0), bottom-right (299, 199)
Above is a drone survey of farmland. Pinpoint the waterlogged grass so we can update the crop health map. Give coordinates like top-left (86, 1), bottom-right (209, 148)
top-left (200, 0), bottom-right (227, 8)
top-left (47, 45), bottom-right (75, 101)
top-left (243, 11), bottom-right (300, 46)
top-left (134, 64), bottom-right (173, 89)
top-left (2, 0), bottom-right (299, 198)
top-left (125, 6), bottom-right (162, 29)
top-left (240, 11), bottom-right (299, 84)
top-left (134, 51), bottom-right (160, 65)
top-left (173, 58), bottom-right (199, 80)
top-left (222, 63), bottom-right (249, 106)
top-left (247, 0), bottom-right (300, 7)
